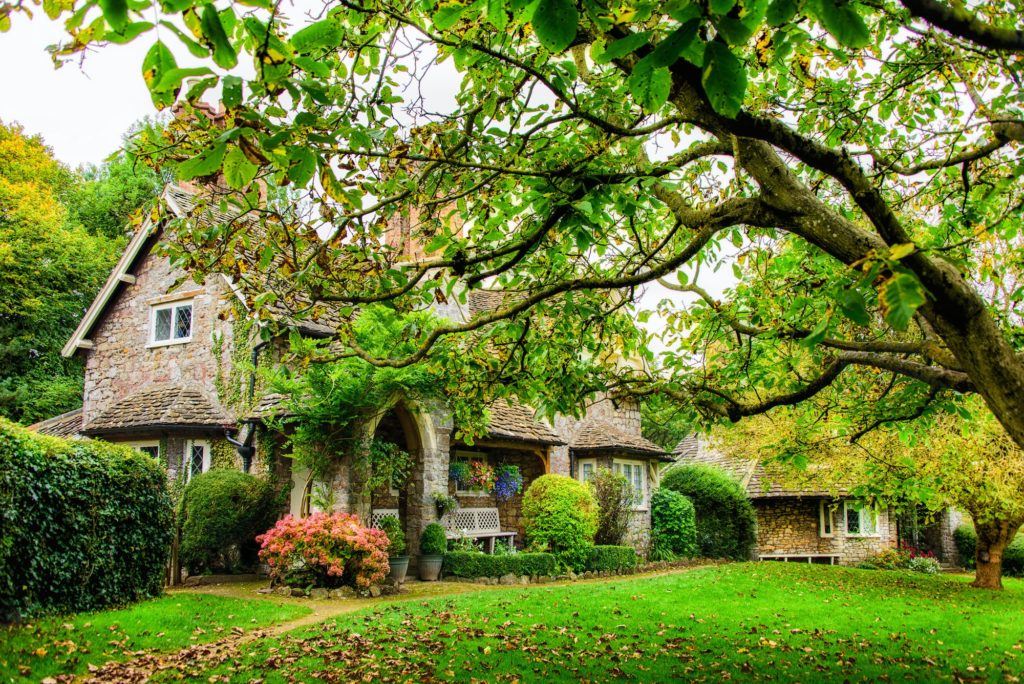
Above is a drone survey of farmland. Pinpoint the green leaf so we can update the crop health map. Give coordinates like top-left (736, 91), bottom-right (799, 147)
top-left (186, 76), bottom-right (218, 101)
top-left (433, 3), bottom-right (467, 30)
top-left (648, 19), bottom-right (699, 67)
top-left (811, 0), bottom-right (870, 49)
top-left (142, 41), bottom-right (178, 109)
top-left (293, 56), bottom-right (331, 78)
top-left (628, 61), bottom-right (672, 112)
top-left (291, 19), bottom-right (344, 53)
top-left (710, 0), bottom-right (736, 13)
top-left (99, 0), bottom-right (128, 32)
top-left (286, 147), bottom-right (317, 187)
top-left (532, 0), bottom-right (578, 53)
top-left (486, 0), bottom-right (508, 30)
top-left (222, 75), bottom-right (242, 108)
top-left (158, 20), bottom-right (209, 57)
top-left (701, 42), bottom-right (746, 118)
top-left (154, 66), bottom-right (215, 92)
top-left (801, 316), bottom-right (830, 347)
top-left (200, 3), bottom-right (237, 69)
top-left (714, 16), bottom-right (756, 45)
top-left (223, 147), bottom-right (259, 189)
top-left (594, 31), bottom-right (651, 64)
top-left (160, 0), bottom-right (196, 12)
top-left (837, 289), bottom-right (870, 327)
top-left (177, 143), bottom-right (226, 180)
top-left (766, 0), bottom-right (797, 26)
top-left (879, 272), bottom-right (926, 331)
top-left (105, 21), bottom-right (154, 44)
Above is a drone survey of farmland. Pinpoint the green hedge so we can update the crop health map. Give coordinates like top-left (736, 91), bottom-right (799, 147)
top-left (0, 420), bottom-right (173, 619)
top-left (650, 489), bottom-right (698, 557)
top-left (522, 474), bottom-right (598, 572)
top-left (586, 545), bottom-right (638, 572)
top-left (953, 525), bottom-right (1024, 576)
top-left (660, 464), bottom-right (757, 560)
top-left (443, 552), bottom-right (557, 578)
top-left (179, 469), bottom-right (280, 574)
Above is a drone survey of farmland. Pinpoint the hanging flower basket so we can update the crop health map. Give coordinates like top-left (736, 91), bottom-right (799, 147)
top-left (467, 460), bottom-right (496, 492)
top-left (448, 461), bottom-right (471, 486)
top-left (494, 464), bottom-right (523, 501)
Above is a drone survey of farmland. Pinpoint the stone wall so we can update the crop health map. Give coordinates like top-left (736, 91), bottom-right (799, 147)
top-left (81, 240), bottom-right (238, 425)
top-left (754, 498), bottom-right (898, 565)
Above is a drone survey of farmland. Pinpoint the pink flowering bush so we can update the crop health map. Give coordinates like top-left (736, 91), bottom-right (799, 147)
top-left (256, 512), bottom-right (390, 589)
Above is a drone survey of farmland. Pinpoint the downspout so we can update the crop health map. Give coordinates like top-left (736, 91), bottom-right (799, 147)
top-left (225, 339), bottom-right (271, 473)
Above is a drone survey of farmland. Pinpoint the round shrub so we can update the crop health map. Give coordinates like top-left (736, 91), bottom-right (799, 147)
top-left (179, 469), bottom-right (280, 574)
top-left (257, 512), bottom-right (389, 589)
top-left (659, 465), bottom-right (757, 560)
top-left (522, 474), bottom-right (598, 572)
top-left (420, 523), bottom-right (448, 555)
top-left (377, 515), bottom-right (406, 557)
top-left (650, 489), bottom-right (698, 558)
top-left (0, 419), bottom-right (173, 619)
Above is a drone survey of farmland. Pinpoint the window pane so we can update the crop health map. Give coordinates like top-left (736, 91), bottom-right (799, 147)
top-left (174, 305), bottom-right (193, 339)
top-left (139, 446), bottom-right (159, 459)
top-left (862, 508), bottom-right (877, 535)
top-left (633, 467), bottom-right (642, 493)
top-left (189, 445), bottom-right (204, 479)
top-left (846, 505), bottom-right (861, 534)
top-left (154, 308), bottom-right (172, 341)
top-left (582, 463), bottom-right (593, 482)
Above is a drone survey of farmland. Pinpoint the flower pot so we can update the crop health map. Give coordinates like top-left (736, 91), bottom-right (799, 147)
top-left (388, 556), bottom-right (409, 584)
top-left (418, 554), bottom-right (443, 581)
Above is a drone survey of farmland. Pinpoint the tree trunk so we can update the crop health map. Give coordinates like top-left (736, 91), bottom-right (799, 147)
top-left (971, 518), bottom-right (1021, 590)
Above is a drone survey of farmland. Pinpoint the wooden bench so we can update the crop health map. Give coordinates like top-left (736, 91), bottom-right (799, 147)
top-left (440, 507), bottom-right (516, 553)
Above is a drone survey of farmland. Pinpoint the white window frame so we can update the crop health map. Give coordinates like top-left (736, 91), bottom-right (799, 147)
top-left (576, 458), bottom-right (597, 484)
top-left (818, 501), bottom-right (835, 538)
top-left (148, 299), bottom-right (194, 347)
top-left (185, 439), bottom-right (211, 482)
top-left (453, 450), bottom-right (490, 496)
top-left (843, 500), bottom-right (880, 537)
top-left (123, 440), bottom-right (160, 460)
top-left (613, 458), bottom-right (648, 510)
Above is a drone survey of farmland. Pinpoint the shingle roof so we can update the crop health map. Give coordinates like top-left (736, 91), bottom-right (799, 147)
top-left (467, 289), bottom-right (507, 317)
top-left (28, 408), bottom-right (84, 439)
top-left (481, 400), bottom-right (565, 445)
top-left (82, 385), bottom-right (232, 434)
top-left (571, 420), bottom-right (669, 459)
top-left (671, 437), bottom-right (847, 498)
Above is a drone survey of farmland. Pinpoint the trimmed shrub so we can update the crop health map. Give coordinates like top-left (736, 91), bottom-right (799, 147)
top-left (659, 465), bottom-right (756, 560)
top-left (0, 419), bottom-right (173, 619)
top-left (650, 489), bottom-right (698, 558)
top-left (420, 523), bottom-right (448, 555)
top-left (522, 474), bottom-right (598, 571)
top-left (442, 551), bottom-right (557, 578)
top-left (907, 557), bottom-right (941, 575)
top-left (590, 468), bottom-right (635, 546)
top-left (377, 515), bottom-right (406, 557)
top-left (586, 545), bottom-right (638, 572)
top-left (179, 469), bottom-right (280, 574)
top-left (953, 525), bottom-right (1024, 576)
top-left (257, 513), bottom-right (389, 589)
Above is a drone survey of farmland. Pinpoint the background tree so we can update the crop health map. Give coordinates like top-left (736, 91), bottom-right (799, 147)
top-left (10, 2), bottom-right (1024, 444)
top-left (0, 121), bottom-right (159, 424)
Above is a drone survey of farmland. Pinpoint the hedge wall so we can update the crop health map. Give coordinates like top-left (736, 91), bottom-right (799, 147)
top-left (953, 525), bottom-right (1024, 577)
top-left (0, 420), bottom-right (173, 619)
top-left (442, 552), bottom-right (557, 578)
top-left (660, 464), bottom-right (756, 560)
top-left (586, 545), bottom-right (638, 572)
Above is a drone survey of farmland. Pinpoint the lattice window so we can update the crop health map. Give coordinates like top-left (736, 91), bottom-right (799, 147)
top-left (150, 300), bottom-right (193, 345)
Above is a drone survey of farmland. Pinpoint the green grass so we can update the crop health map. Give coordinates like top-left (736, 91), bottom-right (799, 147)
top-left (0, 592), bottom-right (310, 681)
top-left (187, 564), bottom-right (1024, 682)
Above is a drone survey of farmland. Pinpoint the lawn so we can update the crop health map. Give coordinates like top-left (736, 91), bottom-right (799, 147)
top-left (179, 564), bottom-right (1024, 682)
top-left (0, 591), bottom-right (310, 681)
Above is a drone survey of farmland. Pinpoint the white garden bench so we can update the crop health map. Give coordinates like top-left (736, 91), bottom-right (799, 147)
top-left (370, 509), bottom-right (399, 529)
top-left (440, 507), bottom-right (516, 553)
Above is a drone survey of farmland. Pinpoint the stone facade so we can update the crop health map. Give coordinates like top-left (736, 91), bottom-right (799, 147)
top-left (754, 498), bottom-right (898, 565)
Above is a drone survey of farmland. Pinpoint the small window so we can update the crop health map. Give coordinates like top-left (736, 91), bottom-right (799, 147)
top-left (578, 459), bottom-right (596, 483)
top-left (613, 459), bottom-right (647, 509)
top-left (844, 500), bottom-right (879, 536)
top-left (124, 441), bottom-right (160, 460)
top-left (819, 501), bottom-right (834, 537)
top-left (150, 301), bottom-right (193, 345)
top-left (185, 440), bottom-right (210, 482)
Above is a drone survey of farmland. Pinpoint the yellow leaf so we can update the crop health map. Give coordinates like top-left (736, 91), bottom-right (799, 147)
top-left (888, 242), bottom-right (915, 260)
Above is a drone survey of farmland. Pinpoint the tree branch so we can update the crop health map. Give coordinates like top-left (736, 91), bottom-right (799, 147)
top-left (900, 0), bottom-right (1024, 53)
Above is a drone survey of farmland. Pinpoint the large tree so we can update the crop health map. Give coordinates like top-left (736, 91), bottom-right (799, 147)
top-left (8, 1), bottom-right (1024, 441)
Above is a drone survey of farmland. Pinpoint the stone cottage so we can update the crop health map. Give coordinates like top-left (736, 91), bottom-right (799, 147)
top-left (35, 183), bottom-right (668, 568)
top-left (672, 436), bottom-right (962, 565)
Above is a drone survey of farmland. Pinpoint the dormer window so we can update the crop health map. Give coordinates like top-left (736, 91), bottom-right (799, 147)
top-left (150, 300), bottom-right (193, 346)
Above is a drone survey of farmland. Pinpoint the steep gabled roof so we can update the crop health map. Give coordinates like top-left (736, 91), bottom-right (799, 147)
top-left (81, 385), bottom-right (232, 434)
top-left (571, 419), bottom-right (669, 459)
top-left (671, 437), bottom-right (849, 499)
top-left (28, 408), bottom-right (84, 439)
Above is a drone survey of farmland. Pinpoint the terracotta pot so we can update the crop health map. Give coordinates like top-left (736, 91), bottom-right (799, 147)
top-left (418, 555), bottom-right (443, 581)
top-left (388, 556), bottom-right (409, 583)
